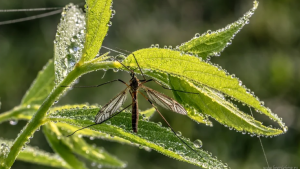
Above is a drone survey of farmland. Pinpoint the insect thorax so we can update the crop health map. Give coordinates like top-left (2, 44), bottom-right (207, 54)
top-left (130, 76), bottom-right (139, 92)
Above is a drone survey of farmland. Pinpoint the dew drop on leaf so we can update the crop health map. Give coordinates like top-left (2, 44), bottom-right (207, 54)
top-left (9, 120), bottom-right (18, 125)
top-left (193, 139), bottom-right (203, 148)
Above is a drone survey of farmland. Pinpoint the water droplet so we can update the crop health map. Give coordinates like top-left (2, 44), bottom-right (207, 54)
top-left (176, 131), bottom-right (182, 136)
top-left (106, 121), bottom-right (111, 125)
top-left (155, 44), bottom-right (159, 48)
top-left (283, 126), bottom-right (288, 133)
top-left (194, 33), bottom-right (200, 38)
top-left (157, 122), bottom-right (162, 127)
top-left (150, 44), bottom-right (155, 48)
top-left (111, 9), bottom-right (116, 16)
top-left (207, 30), bottom-right (212, 34)
top-left (239, 80), bottom-right (242, 86)
top-left (10, 120), bottom-right (18, 125)
top-left (193, 139), bottom-right (203, 148)
top-left (107, 21), bottom-right (112, 26)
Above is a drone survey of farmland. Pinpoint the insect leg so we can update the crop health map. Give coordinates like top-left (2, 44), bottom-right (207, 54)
top-left (138, 91), bottom-right (203, 158)
top-left (61, 79), bottom-right (129, 88)
top-left (140, 79), bottom-right (198, 94)
top-left (0, 9), bottom-right (63, 26)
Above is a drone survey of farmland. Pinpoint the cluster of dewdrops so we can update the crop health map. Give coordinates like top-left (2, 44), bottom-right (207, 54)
top-left (54, 3), bottom-right (86, 86)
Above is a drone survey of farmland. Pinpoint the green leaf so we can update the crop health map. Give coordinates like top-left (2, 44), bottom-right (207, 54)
top-left (0, 105), bottom-right (39, 124)
top-left (43, 123), bottom-right (88, 169)
top-left (179, 1), bottom-right (258, 59)
top-left (122, 48), bottom-right (286, 135)
top-left (21, 60), bottom-right (55, 105)
top-left (140, 107), bottom-right (156, 119)
top-left (58, 128), bottom-right (126, 168)
top-left (81, 0), bottom-right (113, 62)
top-left (47, 107), bottom-right (228, 168)
top-left (0, 138), bottom-right (71, 169)
top-left (169, 76), bottom-right (282, 136)
top-left (52, 104), bottom-right (148, 148)
top-left (54, 4), bottom-right (86, 85)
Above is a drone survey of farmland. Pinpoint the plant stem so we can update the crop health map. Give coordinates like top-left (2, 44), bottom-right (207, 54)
top-left (1, 61), bottom-right (117, 169)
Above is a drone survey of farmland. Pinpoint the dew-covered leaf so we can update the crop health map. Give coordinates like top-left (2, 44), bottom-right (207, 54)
top-left (58, 128), bottom-right (126, 168)
top-left (169, 76), bottom-right (282, 136)
top-left (123, 48), bottom-right (286, 135)
top-left (47, 107), bottom-right (228, 168)
top-left (55, 122), bottom-right (151, 152)
top-left (0, 138), bottom-right (71, 169)
top-left (82, 0), bottom-right (113, 62)
top-left (140, 107), bottom-right (156, 119)
top-left (179, 1), bottom-right (258, 59)
top-left (21, 60), bottom-right (55, 105)
top-left (54, 4), bottom-right (86, 85)
top-left (0, 105), bottom-right (38, 124)
top-left (43, 123), bottom-right (88, 169)
top-left (52, 105), bottom-right (148, 148)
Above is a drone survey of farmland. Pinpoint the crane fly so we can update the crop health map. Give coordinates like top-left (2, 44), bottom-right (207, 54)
top-left (65, 53), bottom-right (202, 157)
top-left (1, 5), bottom-right (272, 166)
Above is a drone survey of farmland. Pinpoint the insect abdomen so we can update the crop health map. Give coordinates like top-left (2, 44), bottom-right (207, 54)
top-left (132, 92), bottom-right (138, 133)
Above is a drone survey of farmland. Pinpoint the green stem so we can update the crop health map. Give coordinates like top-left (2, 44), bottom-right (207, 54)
top-left (1, 61), bottom-right (117, 169)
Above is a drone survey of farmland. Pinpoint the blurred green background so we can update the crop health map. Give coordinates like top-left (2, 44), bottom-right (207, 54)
top-left (0, 0), bottom-right (299, 169)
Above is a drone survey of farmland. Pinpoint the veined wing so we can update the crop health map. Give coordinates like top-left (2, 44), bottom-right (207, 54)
top-left (141, 86), bottom-right (187, 115)
top-left (95, 88), bottom-right (128, 123)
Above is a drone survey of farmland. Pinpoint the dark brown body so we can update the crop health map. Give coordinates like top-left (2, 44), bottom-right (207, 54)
top-left (130, 75), bottom-right (140, 133)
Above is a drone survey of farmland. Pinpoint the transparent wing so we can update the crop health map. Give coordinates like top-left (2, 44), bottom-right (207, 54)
top-left (95, 89), bottom-right (128, 123)
top-left (142, 86), bottom-right (187, 115)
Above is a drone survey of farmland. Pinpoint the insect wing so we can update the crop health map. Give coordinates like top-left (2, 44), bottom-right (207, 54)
top-left (95, 89), bottom-right (128, 123)
top-left (142, 86), bottom-right (187, 115)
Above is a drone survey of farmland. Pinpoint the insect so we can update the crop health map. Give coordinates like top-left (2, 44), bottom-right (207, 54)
top-left (65, 53), bottom-right (202, 157)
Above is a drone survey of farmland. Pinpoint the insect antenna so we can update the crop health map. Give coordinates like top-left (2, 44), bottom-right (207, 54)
top-left (132, 53), bottom-right (146, 80)
top-left (66, 103), bottom-right (132, 137)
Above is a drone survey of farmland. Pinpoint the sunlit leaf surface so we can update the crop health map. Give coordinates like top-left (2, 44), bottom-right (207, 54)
top-left (47, 107), bottom-right (227, 168)
top-left (82, 0), bottom-right (113, 62)
top-left (123, 48), bottom-right (286, 136)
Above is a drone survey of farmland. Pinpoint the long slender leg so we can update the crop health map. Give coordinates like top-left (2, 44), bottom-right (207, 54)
top-left (138, 91), bottom-right (203, 158)
top-left (140, 79), bottom-right (198, 94)
top-left (66, 103), bottom-right (132, 137)
top-left (61, 79), bottom-right (129, 88)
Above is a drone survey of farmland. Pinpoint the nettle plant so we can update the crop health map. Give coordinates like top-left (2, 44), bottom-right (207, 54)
top-left (0, 0), bottom-right (287, 169)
